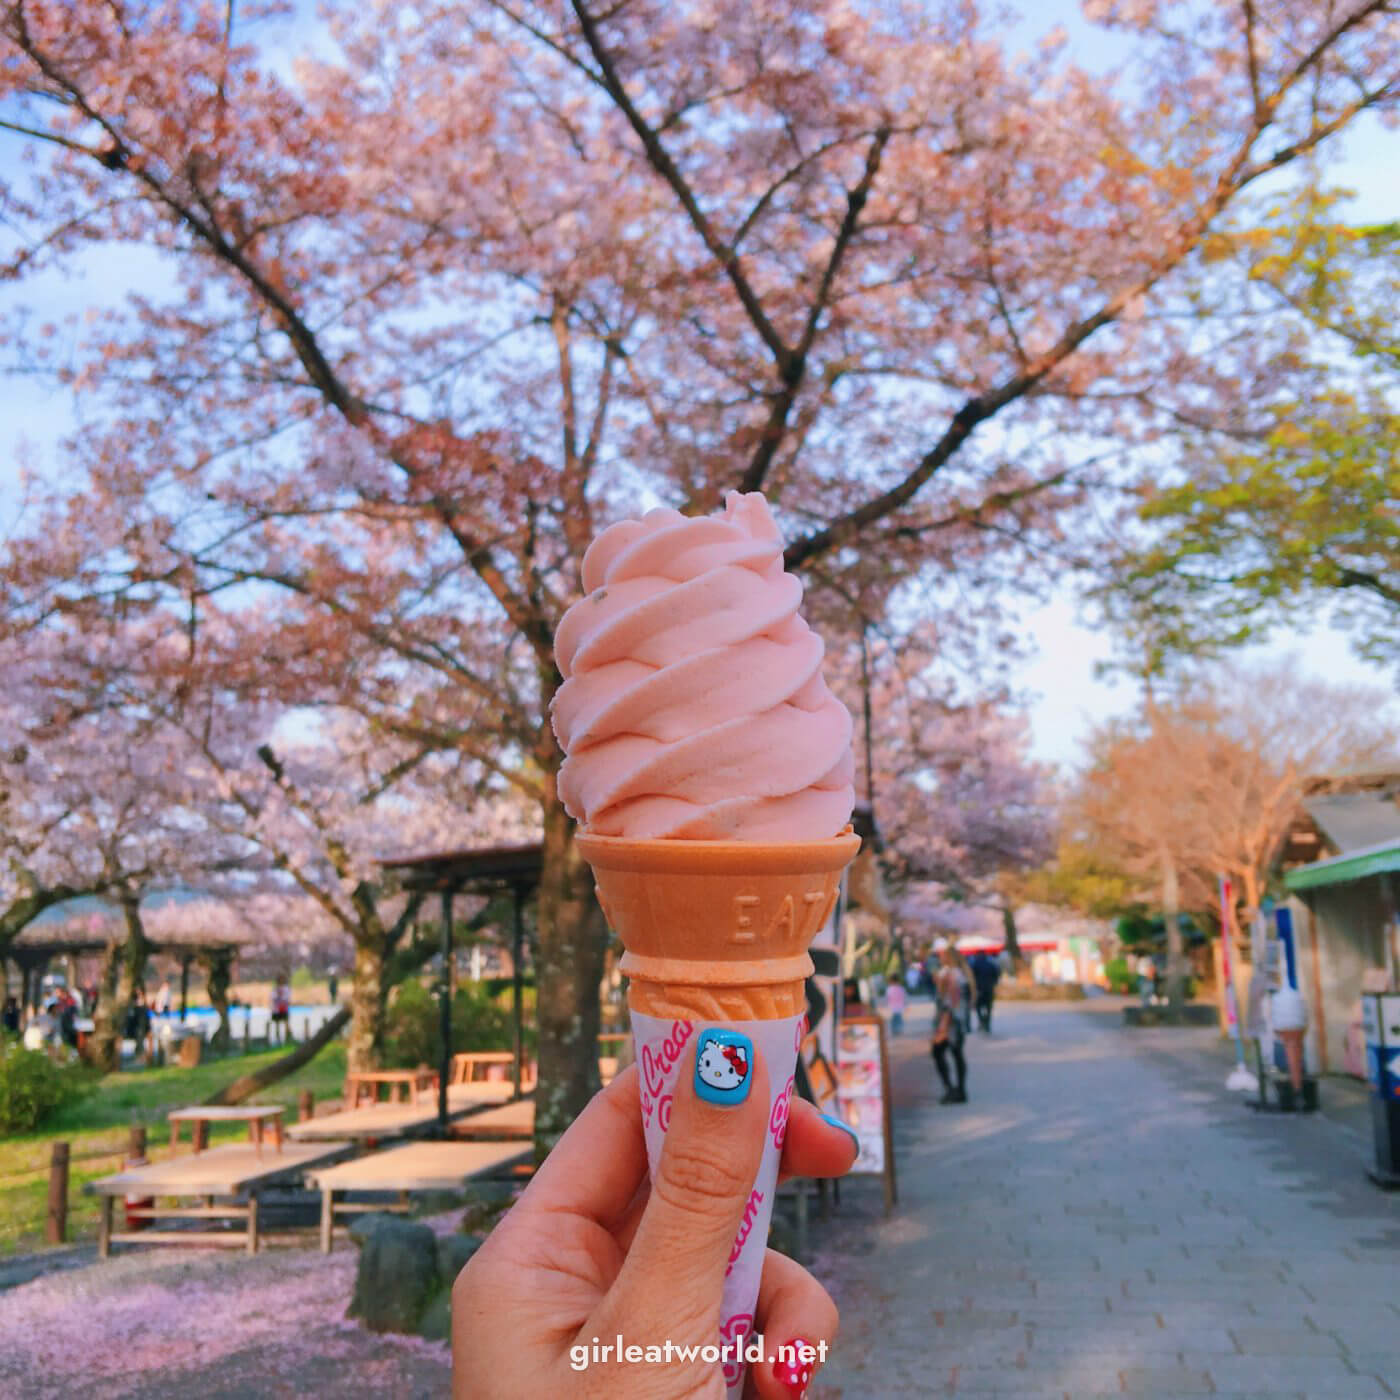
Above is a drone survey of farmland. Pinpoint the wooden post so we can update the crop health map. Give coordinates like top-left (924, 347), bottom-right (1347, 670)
top-left (299, 1089), bottom-right (315, 1122)
top-left (98, 1194), bottom-right (113, 1259)
top-left (246, 1194), bottom-right (259, 1255)
top-left (320, 1188), bottom-right (334, 1254)
top-left (439, 888), bottom-right (453, 1136)
top-left (45, 1142), bottom-right (70, 1245)
top-left (129, 1123), bottom-right (147, 1160)
top-left (511, 883), bottom-right (525, 1099)
top-left (179, 954), bottom-right (191, 1020)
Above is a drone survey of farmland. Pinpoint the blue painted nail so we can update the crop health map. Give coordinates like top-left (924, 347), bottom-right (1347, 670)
top-left (694, 1028), bottom-right (753, 1105)
top-left (820, 1111), bottom-right (860, 1150)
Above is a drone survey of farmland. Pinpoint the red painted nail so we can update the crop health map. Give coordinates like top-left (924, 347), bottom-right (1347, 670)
top-left (773, 1337), bottom-right (818, 1397)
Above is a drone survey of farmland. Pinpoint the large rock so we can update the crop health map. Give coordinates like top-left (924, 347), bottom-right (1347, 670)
top-left (437, 1232), bottom-right (484, 1289)
top-left (347, 1214), bottom-right (439, 1334)
top-left (459, 1181), bottom-right (517, 1233)
top-left (411, 1233), bottom-right (486, 1342)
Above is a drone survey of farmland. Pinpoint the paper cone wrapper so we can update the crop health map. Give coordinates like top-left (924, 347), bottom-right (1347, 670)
top-left (576, 831), bottom-right (859, 1397)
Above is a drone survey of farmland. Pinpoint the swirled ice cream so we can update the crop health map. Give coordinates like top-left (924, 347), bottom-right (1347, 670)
top-left (551, 492), bottom-right (854, 841)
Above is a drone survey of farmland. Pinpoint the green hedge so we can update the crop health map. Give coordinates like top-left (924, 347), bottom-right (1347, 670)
top-left (383, 980), bottom-right (535, 1070)
top-left (0, 1041), bottom-right (93, 1133)
top-left (1103, 957), bottom-right (1138, 994)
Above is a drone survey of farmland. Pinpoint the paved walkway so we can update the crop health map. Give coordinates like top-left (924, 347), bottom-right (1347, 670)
top-left (810, 999), bottom-right (1400, 1399)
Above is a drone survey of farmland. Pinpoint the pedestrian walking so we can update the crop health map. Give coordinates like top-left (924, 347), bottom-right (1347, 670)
top-left (953, 948), bottom-right (974, 1036)
top-left (1136, 951), bottom-right (1156, 1006)
top-left (884, 979), bottom-right (906, 1036)
top-left (930, 938), bottom-right (968, 1104)
top-left (970, 951), bottom-right (1001, 1032)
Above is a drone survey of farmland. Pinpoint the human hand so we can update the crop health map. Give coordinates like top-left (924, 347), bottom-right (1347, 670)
top-left (453, 1042), bottom-right (857, 1398)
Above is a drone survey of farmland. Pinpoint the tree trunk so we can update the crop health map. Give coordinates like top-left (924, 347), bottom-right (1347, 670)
top-left (204, 1005), bottom-right (350, 1106)
top-left (1161, 844), bottom-right (1185, 1015)
top-left (1000, 901), bottom-right (1022, 967)
top-left (87, 941), bottom-right (122, 1066)
top-left (89, 898), bottom-right (152, 1069)
top-left (346, 936), bottom-right (389, 1073)
top-left (533, 777), bottom-right (608, 1157)
top-left (203, 949), bottom-right (233, 1053)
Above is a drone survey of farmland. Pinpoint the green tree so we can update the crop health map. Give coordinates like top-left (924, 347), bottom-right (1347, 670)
top-left (1100, 200), bottom-right (1400, 674)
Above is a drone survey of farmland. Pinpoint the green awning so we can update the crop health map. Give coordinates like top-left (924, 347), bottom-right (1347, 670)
top-left (1284, 839), bottom-right (1400, 893)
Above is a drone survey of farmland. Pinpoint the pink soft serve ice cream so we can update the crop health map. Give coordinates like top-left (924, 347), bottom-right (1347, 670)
top-left (551, 491), bottom-right (854, 840)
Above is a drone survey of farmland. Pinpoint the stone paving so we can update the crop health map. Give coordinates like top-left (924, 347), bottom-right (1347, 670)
top-left (809, 999), bottom-right (1400, 1399)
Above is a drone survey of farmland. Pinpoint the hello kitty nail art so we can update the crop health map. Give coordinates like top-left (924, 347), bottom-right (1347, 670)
top-left (694, 1028), bottom-right (753, 1105)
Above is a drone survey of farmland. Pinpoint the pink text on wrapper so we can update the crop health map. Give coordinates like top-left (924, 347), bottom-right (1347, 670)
top-left (639, 1020), bottom-right (692, 1131)
top-left (641, 1020), bottom-right (694, 1099)
top-left (725, 1189), bottom-right (765, 1278)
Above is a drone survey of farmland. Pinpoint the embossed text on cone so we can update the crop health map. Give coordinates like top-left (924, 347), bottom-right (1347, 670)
top-left (576, 831), bottom-right (859, 1021)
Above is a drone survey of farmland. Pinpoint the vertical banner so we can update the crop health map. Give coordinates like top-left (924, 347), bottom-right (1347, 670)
top-left (1218, 876), bottom-right (1241, 1037)
top-left (833, 1014), bottom-right (897, 1213)
top-left (1274, 905), bottom-right (1298, 991)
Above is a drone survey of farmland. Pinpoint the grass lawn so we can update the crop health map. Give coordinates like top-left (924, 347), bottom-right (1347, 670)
top-left (0, 1042), bottom-right (348, 1257)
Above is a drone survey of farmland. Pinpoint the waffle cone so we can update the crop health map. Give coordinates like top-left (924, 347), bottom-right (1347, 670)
top-left (576, 830), bottom-right (859, 1021)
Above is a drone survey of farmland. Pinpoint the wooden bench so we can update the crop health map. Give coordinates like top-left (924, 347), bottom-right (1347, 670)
top-left (447, 1098), bottom-right (535, 1141)
top-left (87, 1140), bottom-right (353, 1257)
top-left (286, 1080), bottom-right (521, 1143)
top-left (305, 1140), bottom-right (533, 1252)
top-left (344, 1068), bottom-right (439, 1108)
top-left (167, 1104), bottom-right (285, 1156)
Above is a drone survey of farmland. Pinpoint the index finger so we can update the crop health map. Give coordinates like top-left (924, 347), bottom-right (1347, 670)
top-left (511, 1063), bottom-right (648, 1230)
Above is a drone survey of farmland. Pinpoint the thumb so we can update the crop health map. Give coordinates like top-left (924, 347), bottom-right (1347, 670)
top-left (604, 1029), bottom-right (770, 1342)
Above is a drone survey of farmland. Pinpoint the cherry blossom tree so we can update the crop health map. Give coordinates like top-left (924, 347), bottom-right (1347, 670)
top-left (2, 0), bottom-right (1396, 1140)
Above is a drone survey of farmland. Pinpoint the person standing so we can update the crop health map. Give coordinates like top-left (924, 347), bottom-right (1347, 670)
top-left (271, 977), bottom-right (292, 1044)
top-left (971, 951), bottom-right (1001, 1033)
top-left (1271, 984), bottom-right (1309, 1107)
top-left (930, 939), bottom-right (968, 1104)
top-left (153, 978), bottom-right (173, 1015)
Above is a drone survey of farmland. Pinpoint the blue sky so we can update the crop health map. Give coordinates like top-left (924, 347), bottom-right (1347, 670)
top-left (1, 2), bottom-right (1394, 768)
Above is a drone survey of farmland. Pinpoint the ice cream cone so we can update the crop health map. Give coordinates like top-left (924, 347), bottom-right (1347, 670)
top-left (576, 828), bottom-right (858, 1398)
top-left (575, 830), bottom-right (859, 1022)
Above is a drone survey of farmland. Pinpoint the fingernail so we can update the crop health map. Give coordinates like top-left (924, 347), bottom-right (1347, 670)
top-left (820, 1111), bottom-right (860, 1151)
top-left (773, 1337), bottom-right (819, 1396)
top-left (693, 1028), bottom-right (753, 1105)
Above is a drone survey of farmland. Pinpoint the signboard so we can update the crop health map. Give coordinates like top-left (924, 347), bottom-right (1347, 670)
top-left (833, 1015), bottom-right (896, 1212)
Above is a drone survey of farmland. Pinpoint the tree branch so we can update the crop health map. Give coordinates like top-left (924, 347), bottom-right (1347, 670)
top-left (739, 125), bottom-right (891, 494)
top-left (568, 0), bottom-right (792, 369)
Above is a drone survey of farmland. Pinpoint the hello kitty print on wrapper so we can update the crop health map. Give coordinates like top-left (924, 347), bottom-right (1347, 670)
top-left (630, 1010), bottom-right (805, 1399)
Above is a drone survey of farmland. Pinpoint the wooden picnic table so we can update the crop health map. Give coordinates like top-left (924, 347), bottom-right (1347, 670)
top-left (304, 1140), bottom-right (533, 1251)
top-left (344, 1067), bottom-right (439, 1108)
top-left (167, 1104), bottom-right (285, 1156)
